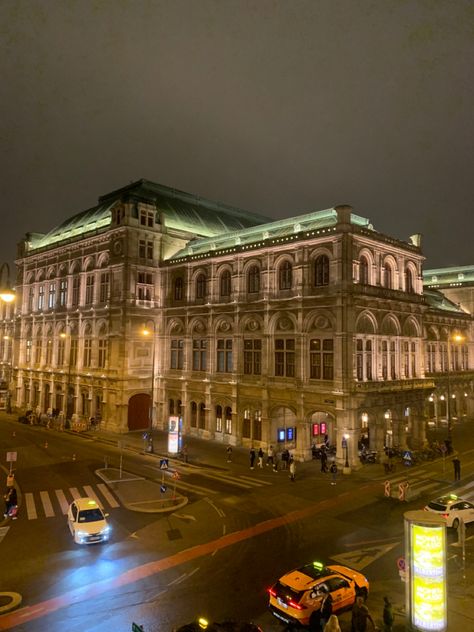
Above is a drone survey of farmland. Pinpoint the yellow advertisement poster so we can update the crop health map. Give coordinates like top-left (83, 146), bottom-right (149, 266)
top-left (410, 524), bottom-right (446, 631)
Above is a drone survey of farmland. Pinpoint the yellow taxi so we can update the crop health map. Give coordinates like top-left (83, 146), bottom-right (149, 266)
top-left (268, 560), bottom-right (369, 627)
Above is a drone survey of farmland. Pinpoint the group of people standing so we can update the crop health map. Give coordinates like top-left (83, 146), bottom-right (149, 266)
top-left (311, 593), bottom-right (394, 632)
top-left (247, 445), bottom-right (297, 480)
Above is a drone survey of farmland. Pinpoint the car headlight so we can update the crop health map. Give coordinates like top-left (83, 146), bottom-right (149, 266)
top-left (101, 525), bottom-right (111, 534)
top-left (76, 530), bottom-right (89, 537)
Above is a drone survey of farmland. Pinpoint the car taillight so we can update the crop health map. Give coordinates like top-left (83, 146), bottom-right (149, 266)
top-left (442, 513), bottom-right (449, 518)
top-left (268, 587), bottom-right (277, 597)
top-left (288, 599), bottom-right (306, 610)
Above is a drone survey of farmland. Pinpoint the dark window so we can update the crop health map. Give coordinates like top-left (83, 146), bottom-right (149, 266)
top-left (247, 266), bottom-right (260, 293)
top-left (244, 339), bottom-right (262, 375)
top-left (279, 260), bottom-right (292, 290)
top-left (217, 339), bottom-right (233, 372)
top-left (198, 403), bottom-right (206, 429)
top-left (170, 339), bottom-right (184, 369)
top-left (384, 264), bottom-right (392, 289)
top-left (192, 339), bottom-right (207, 371)
top-left (85, 275), bottom-right (94, 305)
top-left (59, 279), bottom-right (68, 306)
top-left (275, 338), bottom-right (295, 377)
top-left (360, 257), bottom-right (369, 284)
top-left (314, 255), bottom-right (329, 286)
top-left (174, 277), bottom-right (184, 301)
top-left (196, 274), bottom-right (207, 299)
top-left (190, 401), bottom-right (197, 428)
top-left (405, 268), bottom-right (414, 293)
top-left (220, 270), bottom-right (231, 298)
top-left (72, 277), bottom-right (80, 306)
top-left (99, 273), bottom-right (109, 303)
top-left (216, 405), bottom-right (222, 432)
top-left (310, 339), bottom-right (333, 380)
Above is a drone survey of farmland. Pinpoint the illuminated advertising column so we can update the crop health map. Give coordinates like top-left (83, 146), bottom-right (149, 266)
top-left (404, 510), bottom-right (447, 632)
top-left (168, 415), bottom-right (180, 454)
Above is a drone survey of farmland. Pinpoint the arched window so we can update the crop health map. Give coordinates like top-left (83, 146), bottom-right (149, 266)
top-left (225, 406), bottom-right (232, 434)
top-left (278, 260), bottom-right (292, 290)
top-left (220, 270), bottom-right (231, 298)
top-left (383, 264), bottom-right (393, 289)
top-left (360, 256), bottom-right (369, 284)
top-left (190, 401), bottom-right (197, 428)
top-left (405, 267), bottom-right (414, 293)
top-left (216, 405), bottom-right (223, 432)
top-left (196, 273), bottom-right (207, 299)
top-left (198, 402), bottom-right (206, 429)
top-left (314, 255), bottom-right (329, 287)
top-left (247, 266), bottom-right (260, 293)
top-left (174, 277), bottom-right (184, 301)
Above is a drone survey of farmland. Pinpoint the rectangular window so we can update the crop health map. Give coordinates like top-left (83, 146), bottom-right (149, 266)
top-left (410, 342), bottom-right (416, 377)
top-left (382, 341), bottom-right (388, 380)
top-left (70, 338), bottom-right (78, 368)
top-left (85, 275), bottom-right (95, 305)
top-left (217, 339), bottom-right (233, 372)
top-left (98, 338), bottom-right (107, 368)
top-left (137, 271), bottom-right (153, 301)
top-left (356, 339), bottom-right (363, 381)
top-left (57, 337), bottom-right (65, 366)
top-left (46, 339), bottom-right (53, 365)
top-left (25, 339), bottom-right (32, 364)
top-left (83, 338), bottom-right (92, 367)
top-left (59, 279), bottom-right (68, 307)
top-left (192, 339), bottom-right (207, 371)
top-left (35, 338), bottom-right (42, 365)
top-left (48, 282), bottom-right (56, 309)
top-left (140, 209), bottom-right (154, 227)
top-left (274, 338), bottom-right (295, 377)
top-left (72, 277), bottom-right (80, 306)
top-left (403, 341), bottom-right (409, 377)
top-left (99, 273), bottom-right (109, 303)
top-left (390, 341), bottom-right (396, 379)
top-left (310, 339), bottom-right (334, 380)
top-left (28, 286), bottom-right (34, 311)
top-left (139, 239), bottom-right (154, 260)
top-left (322, 339), bottom-right (334, 379)
top-left (365, 340), bottom-right (372, 380)
top-left (37, 285), bottom-right (44, 310)
top-left (170, 339), bottom-right (184, 370)
top-left (244, 339), bottom-right (261, 375)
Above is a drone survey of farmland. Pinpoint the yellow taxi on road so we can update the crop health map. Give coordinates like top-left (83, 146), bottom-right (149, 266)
top-left (268, 560), bottom-right (369, 627)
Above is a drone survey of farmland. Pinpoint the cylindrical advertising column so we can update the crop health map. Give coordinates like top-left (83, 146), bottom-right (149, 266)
top-left (404, 510), bottom-right (447, 632)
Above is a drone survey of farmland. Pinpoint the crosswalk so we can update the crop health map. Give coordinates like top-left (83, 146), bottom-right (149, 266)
top-left (23, 484), bottom-right (120, 520)
top-left (384, 468), bottom-right (474, 502)
top-left (160, 465), bottom-right (274, 497)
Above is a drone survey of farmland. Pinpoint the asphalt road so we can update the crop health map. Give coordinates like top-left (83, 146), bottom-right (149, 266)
top-left (1, 415), bottom-right (474, 631)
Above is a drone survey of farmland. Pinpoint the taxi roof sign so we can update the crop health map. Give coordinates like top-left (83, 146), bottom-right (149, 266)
top-left (312, 561), bottom-right (324, 570)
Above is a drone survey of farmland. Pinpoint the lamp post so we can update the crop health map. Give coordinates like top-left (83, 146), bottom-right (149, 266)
top-left (342, 433), bottom-right (351, 474)
top-left (142, 320), bottom-right (157, 453)
top-left (446, 332), bottom-right (464, 445)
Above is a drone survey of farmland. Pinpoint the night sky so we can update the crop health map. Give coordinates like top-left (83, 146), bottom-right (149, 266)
top-left (2, 0), bottom-right (473, 272)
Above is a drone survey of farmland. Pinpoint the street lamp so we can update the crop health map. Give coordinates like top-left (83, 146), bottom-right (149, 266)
top-left (0, 263), bottom-right (15, 304)
top-left (142, 320), bottom-right (157, 453)
top-left (446, 331), bottom-right (464, 445)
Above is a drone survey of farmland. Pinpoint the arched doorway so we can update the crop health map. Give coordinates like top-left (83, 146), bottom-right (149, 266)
top-left (309, 411), bottom-right (335, 446)
top-left (271, 406), bottom-right (297, 450)
top-left (128, 393), bottom-right (150, 431)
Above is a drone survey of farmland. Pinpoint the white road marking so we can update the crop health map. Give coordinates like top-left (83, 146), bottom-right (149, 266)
top-left (331, 542), bottom-right (399, 571)
top-left (69, 487), bottom-right (81, 500)
top-left (55, 490), bottom-right (69, 514)
top-left (97, 483), bottom-right (120, 508)
top-left (40, 491), bottom-right (54, 518)
top-left (24, 493), bottom-right (37, 520)
top-left (0, 526), bottom-right (10, 544)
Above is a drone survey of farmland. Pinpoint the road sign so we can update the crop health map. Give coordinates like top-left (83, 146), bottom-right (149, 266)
top-left (403, 451), bottom-right (412, 461)
top-left (132, 624), bottom-right (144, 632)
top-left (172, 470), bottom-right (180, 480)
top-left (159, 459), bottom-right (169, 470)
top-left (160, 484), bottom-right (167, 493)
top-left (6, 452), bottom-right (17, 462)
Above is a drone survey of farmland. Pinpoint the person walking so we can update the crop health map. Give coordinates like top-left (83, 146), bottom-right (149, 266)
top-left (272, 453), bottom-right (279, 472)
top-left (257, 447), bottom-right (264, 468)
top-left (323, 614), bottom-right (341, 632)
top-left (226, 445), bottom-right (233, 463)
top-left (266, 445), bottom-right (274, 467)
top-left (351, 595), bottom-right (375, 632)
top-left (249, 447), bottom-right (256, 470)
top-left (4, 486), bottom-right (17, 518)
top-left (382, 596), bottom-right (394, 632)
top-left (321, 450), bottom-right (328, 473)
top-left (452, 456), bottom-right (461, 481)
top-left (289, 457), bottom-right (296, 481)
top-left (330, 461), bottom-right (338, 485)
top-left (281, 448), bottom-right (290, 470)
top-left (319, 589), bottom-right (333, 630)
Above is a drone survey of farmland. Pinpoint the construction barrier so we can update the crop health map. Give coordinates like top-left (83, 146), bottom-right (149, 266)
top-left (384, 480), bottom-right (391, 497)
top-left (398, 481), bottom-right (409, 501)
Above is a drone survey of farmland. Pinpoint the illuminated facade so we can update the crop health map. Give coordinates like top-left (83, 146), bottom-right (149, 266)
top-left (10, 179), bottom-right (474, 463)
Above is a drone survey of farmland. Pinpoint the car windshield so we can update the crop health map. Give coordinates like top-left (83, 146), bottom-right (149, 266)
top-left (273, 581), bottom-right (305, 604)
top-left (427, 501), bottom-right (447, 512)
top-left (78, 508), bottom-right (104, 522)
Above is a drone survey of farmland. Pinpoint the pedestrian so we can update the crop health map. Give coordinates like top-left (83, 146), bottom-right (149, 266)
top-left (257, 447), bottom-right (264, 468)
top-left (289, 457), bottom-right (296, 481)
top-left (321, 450), bottom-right (328, 473)
top-left (382, 596), bottom-right (394, 632)
top-left (249, 447), bottom-right (256, 469)
top-left (351, 595), bottom-right (375, 632)
top-left (226, 445), bottom-right (233, 463)
top-left (330, 461), bottom-right (338, 485)
top-left (266, 445), bottom-right (274, 467)
top-left (320, 589), bottom-right (333, 630)
top-left (281, 448), bottom-right (290, 470)
top-left (273, 453), bottom-right (279, 472)
top-left (4, 486), bottom-right (17, 518)
top-left (452, 456), bottom-right (461, 481)
top-left (323, 614), bottom-right (341, 632)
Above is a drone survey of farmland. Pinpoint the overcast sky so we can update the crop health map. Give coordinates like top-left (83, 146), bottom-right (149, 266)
top-left (1, 0), bottom-right (473, 275)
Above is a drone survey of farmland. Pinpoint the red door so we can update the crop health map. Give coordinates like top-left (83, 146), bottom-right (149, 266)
top-left (128, 393), bottom-right (150, 431)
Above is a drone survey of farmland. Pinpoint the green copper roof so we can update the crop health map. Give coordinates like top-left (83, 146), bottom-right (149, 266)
top-left (423, 265), bottom-right (474, 287)
top-left (423, 288), bottom-right (466, 313)
top-left (169, 208), bottom-right (372, 260)
top-left (25, 179), bottom-right (271, 252)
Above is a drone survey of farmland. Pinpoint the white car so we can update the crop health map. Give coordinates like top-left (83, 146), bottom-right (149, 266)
top-left (424, 495), bottom-right (474, 528)
top-left (67, 497), bottom-right (111, 544)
